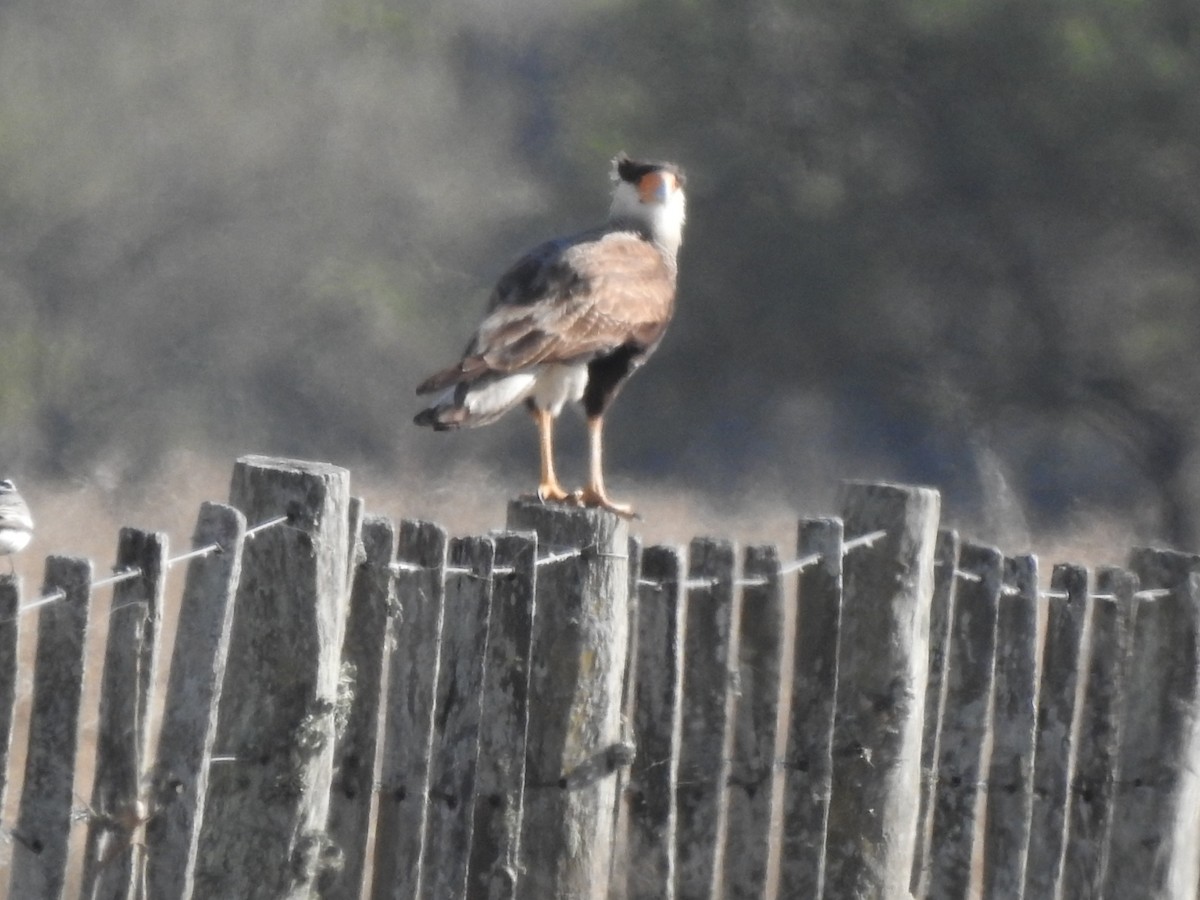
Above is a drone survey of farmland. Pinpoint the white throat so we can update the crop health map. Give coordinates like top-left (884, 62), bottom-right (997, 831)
top-left (609, 181), bottom-right (686, 258)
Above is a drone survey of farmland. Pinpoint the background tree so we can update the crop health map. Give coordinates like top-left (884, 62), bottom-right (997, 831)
top-left (1, 0), bottom-right (1198, 548)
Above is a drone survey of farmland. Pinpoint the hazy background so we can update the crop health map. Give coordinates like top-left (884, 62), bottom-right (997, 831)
top-left (3, 0), bottom-right (1200, 563)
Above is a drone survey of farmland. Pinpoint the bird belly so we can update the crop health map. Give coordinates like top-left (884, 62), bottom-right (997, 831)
top-left (0, 528), bottom-right (32, 555)
top-left (531, 363), bottom-right (589, 416)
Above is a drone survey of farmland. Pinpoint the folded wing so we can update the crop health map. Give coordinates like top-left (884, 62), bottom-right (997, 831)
top-left (416, 230), bottom-right (675, 395)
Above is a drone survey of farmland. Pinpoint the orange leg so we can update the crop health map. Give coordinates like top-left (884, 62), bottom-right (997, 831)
top-left (575, 414), bottom-right (635, 517)
top-left (531, 407), bottom-right (570, 503)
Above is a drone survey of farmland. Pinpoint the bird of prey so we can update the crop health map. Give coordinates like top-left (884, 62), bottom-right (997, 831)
top-left (414, 154), bottom-right (686, 517)
top-left (0, 479), bottom-right (33, 574)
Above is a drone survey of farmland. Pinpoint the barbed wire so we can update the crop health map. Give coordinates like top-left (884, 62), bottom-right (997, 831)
top-left (389, 541), bottom-right (617, 582)
top-left (6, 509), bottom-right (1180, 624)
top-left (387, 528), bottom-right (896, 591)
top-left (636, 528), bottom-right (890, 592)
top-left (0, 513), bottom-right (298, 851)
top-left (952, 567), bottom-right (1173, 603)
top-left (4, 513), bottom-right (291, 622)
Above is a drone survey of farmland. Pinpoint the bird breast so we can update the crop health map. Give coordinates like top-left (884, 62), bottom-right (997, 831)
top-left (531, 363), bottom-right (589, 416)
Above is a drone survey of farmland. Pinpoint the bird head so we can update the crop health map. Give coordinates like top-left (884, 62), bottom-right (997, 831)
top-left (610, 153), bottom-right (686, 256)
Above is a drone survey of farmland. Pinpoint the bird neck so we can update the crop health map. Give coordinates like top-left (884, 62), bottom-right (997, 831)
top-left (608, 183), bottom-right (685, 260)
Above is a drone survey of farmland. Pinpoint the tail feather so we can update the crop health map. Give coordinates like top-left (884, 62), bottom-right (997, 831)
top-left (415, 355), bottom-right (490, 395)
top-left (416, 367), bottom-right (461, 396)
top-left (413, 405), bottom-right (465, 431)
top-left (413, 370), bottom-right (539, 430)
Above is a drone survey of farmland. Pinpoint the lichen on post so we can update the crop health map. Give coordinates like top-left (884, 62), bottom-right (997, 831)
top-left (507, 500), bottom-right (630, 900)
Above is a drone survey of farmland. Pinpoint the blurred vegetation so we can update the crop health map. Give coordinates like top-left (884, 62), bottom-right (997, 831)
top-left (0, 0), bottom-right (1198, 548)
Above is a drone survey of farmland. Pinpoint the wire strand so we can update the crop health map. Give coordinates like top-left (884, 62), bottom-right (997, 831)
top-left (10, 513), bottom-right (291, 619)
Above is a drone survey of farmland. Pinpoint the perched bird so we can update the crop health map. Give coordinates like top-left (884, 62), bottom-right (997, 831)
top-left (0, 479), bottom-right (33, 574)
top-left (415, 154), bottom-right (686, 516)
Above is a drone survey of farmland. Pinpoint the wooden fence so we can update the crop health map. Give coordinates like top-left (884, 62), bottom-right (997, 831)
top-left (1, 454), bottom-right (1199, 899)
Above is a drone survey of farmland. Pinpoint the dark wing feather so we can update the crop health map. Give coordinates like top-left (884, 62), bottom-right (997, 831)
top-left (415, 356), bottom-right (491, 395)
top-left (475, 230), bottom-right (676, 372)
top-left (420, 230), bottom-right (674, 394)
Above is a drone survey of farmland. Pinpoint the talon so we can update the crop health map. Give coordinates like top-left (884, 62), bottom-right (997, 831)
top-left (575, 486), bottom-right (637, 519)
top-left (537, 481), bottom-right (571, 504)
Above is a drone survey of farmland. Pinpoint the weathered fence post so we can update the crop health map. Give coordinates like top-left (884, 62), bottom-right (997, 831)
top-left (608, 535), bottom-right (643, 899)
top-left (622, 544), bottom-right (684, 900)
top-left (193, 456), bottom-right (351, 899)
top-left (325, 516), bottom-right (397, 900)
top-left (724, 544), bottom-right (784, 900)
top-left (982, 554), bottom-right (1040, 899)
top-left (346, 496), bottom-right (366, 591)
top-left (0, 574), bottom-right (19, 823)
top-left (371, 519), bottom-right (447, 900)
top-left (1060, 566), bottom-right (1135, 896)
top-left (145, 502), bottom-right (247, 900)
top-left (467, 531), bottom-right (538, 900)
top-left (824, 481), bottom-right (940, 899)
top-left (1023, 563), bottom-right (1090, 900)
top-left (910, 530), bottom-right (960, 897)
top-left (923, 542), bottom-right (1002, 899)
top-left (675, 537), bottom-right (738, 899)
top-left (421, 536), bottom-right (496, 900)
top-left (779, 517), bottom-right (844, 899)
top-left (507, 500), bottom-right (630, 900)
top-left (9, 556), bottom-right (94, 900)
top-left (81, 528), bottom-right (168, 900)
top-left (1104, 549), bottom-right (1200, 899)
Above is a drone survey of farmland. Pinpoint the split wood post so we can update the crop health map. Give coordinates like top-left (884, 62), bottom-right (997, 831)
top-left (421, 536), bottom-right (496, 900)
top-left (346, 496), bottom-right (366, 592)
top-left (779, 517), bottom-right (844, 899)
top-left (324, 516), bottom-right (397, 900)
top-left (910, 530), bottom-right (961, 897)
top-left (1104, 549), bottom-right (1200, 899)
top-left (724, 544), bottom-right (784, 900)
top-left (145, 503), bottom-right (247, 900)
top-left (923, 542), bottom-right (1002, 899)
top-left (0, 574), bottom-right (19, 823)
top-left (608, 535), bottom-right (643, 900)
top-left (675, 537), bottom-right (738, 899)
top-left (507, 500), bottom-right (630, 900)
top-left (621, 544), bottom-right (685, 900)
top-left (193, 456), bottom-right (351, 899)
top-left (466, 531), bottom-right (538, 900)
top-left (1023, 563), bottom-right (1090, 900)
top-left (371, 520), bottom-right (448, 900)
top-left (81, 528), bottom-right (168, 900)
top-left (824, 481), bottom-right (940, 899)
top-left (1059, 566), bottom-right (1135, 897)
top-left (9, 556), bottom-right (94, 900)
top-left (982, 554), bottom-right (1040, 899)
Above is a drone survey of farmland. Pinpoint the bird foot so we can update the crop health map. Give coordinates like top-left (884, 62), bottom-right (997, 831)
top-left (533, 481), bottom-right (572, 505)
top-left (571, 487), bottom-right (639, 520)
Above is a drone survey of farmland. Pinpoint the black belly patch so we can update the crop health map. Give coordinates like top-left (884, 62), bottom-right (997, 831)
top-left (584, 345), bottom-right (644, 417)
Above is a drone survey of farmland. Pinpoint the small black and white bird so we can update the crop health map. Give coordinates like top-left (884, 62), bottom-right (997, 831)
top-left (0, 479), bottom-right (33, 574)
top-left (415, 154), bottom-right (687, 517)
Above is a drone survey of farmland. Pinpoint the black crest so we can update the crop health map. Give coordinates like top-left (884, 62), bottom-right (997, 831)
top-left (613, 153), bottom-right (686, 188)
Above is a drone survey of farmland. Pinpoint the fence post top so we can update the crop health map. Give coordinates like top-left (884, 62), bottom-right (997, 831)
top-left (234, 455), bottom-right (350, 480)
top-left (837, 479), bottom-right (941, 502)
top-left (506, 497), bottom-right (626, 524)
top-left (506, 499), bottom-right (631, 550)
